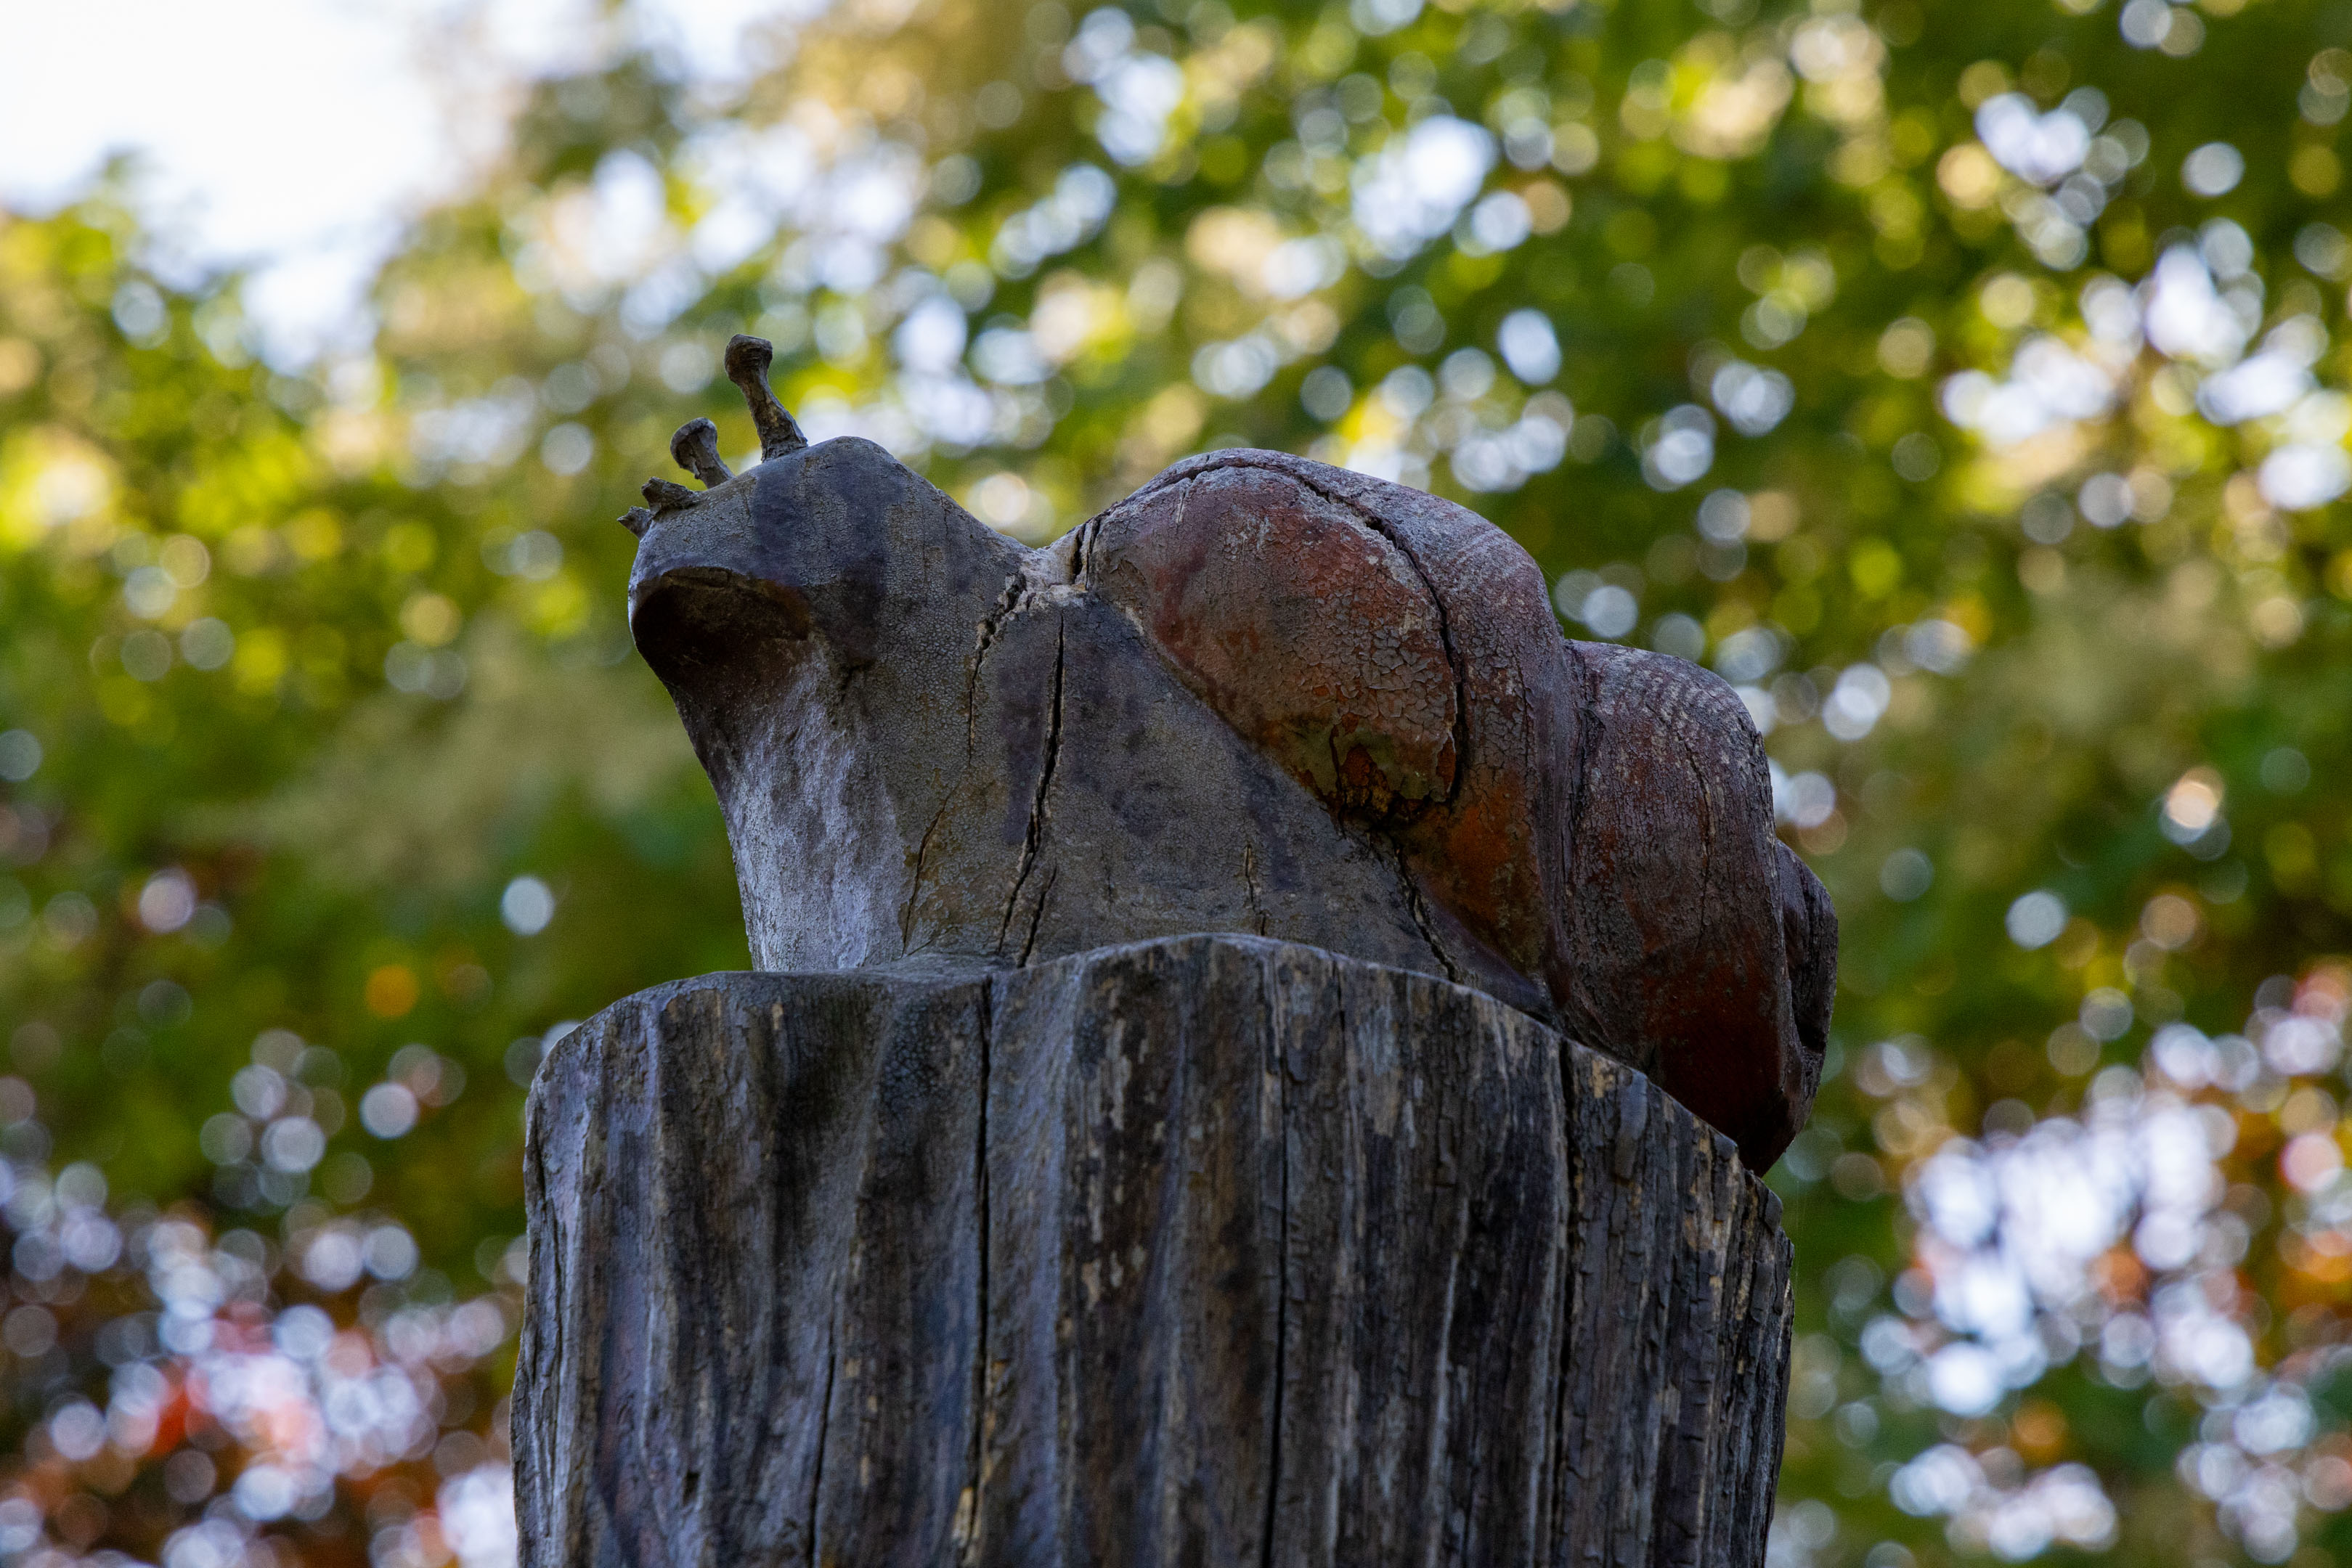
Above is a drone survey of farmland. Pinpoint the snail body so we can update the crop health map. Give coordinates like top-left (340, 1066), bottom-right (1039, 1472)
top-left (624, 340), bottom-right (1833, 1168)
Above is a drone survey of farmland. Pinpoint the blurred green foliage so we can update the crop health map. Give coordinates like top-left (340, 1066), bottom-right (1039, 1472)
top-left (4, 0), bottom-right (2352, 1561)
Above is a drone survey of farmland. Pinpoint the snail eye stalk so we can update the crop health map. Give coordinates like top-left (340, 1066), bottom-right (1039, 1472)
top-left (670, 417), bottom-right (733, 489)
top-left (723, 334), bottom-right (810, 462)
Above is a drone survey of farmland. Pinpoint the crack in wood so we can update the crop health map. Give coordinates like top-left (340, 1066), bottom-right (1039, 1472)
top-left (807, 1318), bottom-right (836, 1567)
top-left (1240, 841), bottom-right (1269, 936)
top-left (964, 571), bottom-right (1026, 755)
top-left (901, 795), bottom-right (953, 952)
top-left (1014, 865), bottom-right (1056, 968)
top-left (961, 979), bottom-right (993, 1566)
top-left (515, 934), bottom-right (1795, 1568)
top-left (1259, 962), bottom-right (1290, 1568)
top-left (997, 616), bottom-right (1067, 956)
top-left (1376, 832), bottom-right (1465, 986)
top-left (1157, 452), bottom-right (1475, 808)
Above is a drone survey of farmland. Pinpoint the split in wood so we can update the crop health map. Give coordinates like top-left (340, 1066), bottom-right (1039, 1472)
top-left (616, 338), bottom-right (1835, 1170)
top-left (516, 944), bottom-right (1797, 1567)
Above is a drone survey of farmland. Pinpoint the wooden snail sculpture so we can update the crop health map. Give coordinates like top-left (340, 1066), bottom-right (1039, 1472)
top-left (620, 333), bottom-right (1835, 1169)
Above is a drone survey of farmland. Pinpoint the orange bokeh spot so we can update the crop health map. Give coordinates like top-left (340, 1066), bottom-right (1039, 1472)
top-left (2089, 1247), bottom-right (2146, 1307)
top-left (2011, 1399), bottom-right (2068, 1462)
top-left (365, 964), bottom-right (420, 1018)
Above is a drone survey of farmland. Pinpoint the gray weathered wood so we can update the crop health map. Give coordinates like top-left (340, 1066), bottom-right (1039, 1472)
top-left (622, 345), bottom-right (1836, 1169)
top-left (515, 936), bottom-right (1791, 1568)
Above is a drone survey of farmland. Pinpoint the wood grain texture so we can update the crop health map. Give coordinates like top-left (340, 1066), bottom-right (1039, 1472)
top-left (516, 937), bottom-right (1792, 1568)
top-left (625, 430), bottom-right (1836, 1169)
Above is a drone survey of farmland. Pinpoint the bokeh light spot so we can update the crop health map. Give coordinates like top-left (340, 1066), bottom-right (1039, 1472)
top-left (501, 875), bottom-right (556, 936)
top-left (364, 965), bottom-right (420, 1018)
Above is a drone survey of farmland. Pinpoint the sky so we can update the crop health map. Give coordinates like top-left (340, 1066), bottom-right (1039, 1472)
top-left (0, 0), bottom-right (817, 364)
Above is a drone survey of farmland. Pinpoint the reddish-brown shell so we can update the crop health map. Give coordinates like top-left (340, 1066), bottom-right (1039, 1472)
top-left (1089, 449), bottom-right (1834, 1170)
top-left (1090, 462), bottom-right (1457, 820)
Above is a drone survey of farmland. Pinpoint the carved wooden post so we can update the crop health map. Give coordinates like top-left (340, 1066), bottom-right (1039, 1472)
top-left (516, 337), bottom-right (1832, 1567)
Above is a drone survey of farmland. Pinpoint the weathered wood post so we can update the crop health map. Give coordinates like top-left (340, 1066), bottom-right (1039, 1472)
top-left (513, 336), bottom-right (1836, 1567)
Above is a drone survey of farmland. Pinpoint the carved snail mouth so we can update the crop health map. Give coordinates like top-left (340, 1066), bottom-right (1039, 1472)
top-left (630, 565), bottom-right (812, 663)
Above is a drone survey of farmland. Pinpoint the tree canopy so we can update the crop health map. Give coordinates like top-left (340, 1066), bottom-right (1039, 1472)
top-left (4, 0), bottom-right (2352, 1561)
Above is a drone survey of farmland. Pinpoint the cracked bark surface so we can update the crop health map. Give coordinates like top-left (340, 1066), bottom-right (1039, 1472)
top-left (532, 344), bottom-right (1812, 1567)
top-left (624, 425), bottom-right (1832, 1168)
top-left (514, 937), bottom-right (1793, 1568)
